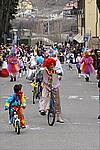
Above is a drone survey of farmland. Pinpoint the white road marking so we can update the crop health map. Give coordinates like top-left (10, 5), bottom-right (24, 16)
top-left (68, 96), bottom-right (83, 100)
top-left (91, 96), bottom-right (99, 100)
top-left (68, 96), bottom-right (78, 99)
top-left (72, 122), bottom-right (81, 125)
top-left (1, 96), bottom-right (8, 99)
top-left (30, 127), bottom-right (45, 130)
top-left (64, 122), bottom-right (99, 125)
top-left (68, 95), bottom-right (99, 101)
top-left (24, 125), bottom-right (45, 131)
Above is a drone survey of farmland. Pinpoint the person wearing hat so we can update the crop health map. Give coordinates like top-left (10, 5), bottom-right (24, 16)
top-left (39, 57), bottom-right (64, 123)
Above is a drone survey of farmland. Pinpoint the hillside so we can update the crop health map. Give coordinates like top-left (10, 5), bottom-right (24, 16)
top-left (30, 0), bottom-right (70, 10)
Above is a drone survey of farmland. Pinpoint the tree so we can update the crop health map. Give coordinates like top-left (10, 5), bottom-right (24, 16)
top-left (0, 0), bottom-right (19, 44)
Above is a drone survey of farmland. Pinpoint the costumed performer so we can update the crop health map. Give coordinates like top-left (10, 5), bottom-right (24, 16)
top-left (39, 57), bottom-right (64, 123)
top-left (7, 47), bottom-right (20, 81)
top-left (80, 50), bottom-right (94, 82)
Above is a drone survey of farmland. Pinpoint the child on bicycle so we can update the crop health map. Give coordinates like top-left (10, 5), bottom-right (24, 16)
top-left (39, 57), bottom-right (64, 123)
top-left (31, 56), bottom-right (44, 102)
top-left (4, 84), bottom-right (26, 128)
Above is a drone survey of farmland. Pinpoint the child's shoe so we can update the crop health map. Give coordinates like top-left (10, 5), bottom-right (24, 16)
top-left (21, 125), bottom-right (26, 129)
top-left (9, 120), bottom-right (12, 125)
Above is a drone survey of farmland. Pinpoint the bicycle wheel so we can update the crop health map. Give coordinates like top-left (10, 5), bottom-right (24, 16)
top-left (36, 85), bottom-right (41, 101)
top-left (13, 115), bottom-right (17, 132)
top-left (14, 125), bottom-right (17, 132)
top-left (16, 121), bottom-right (20, 135)
top-left (32, 90), bottom-right (35, 104)
top-left (48, 110), bottom-right (55, 126)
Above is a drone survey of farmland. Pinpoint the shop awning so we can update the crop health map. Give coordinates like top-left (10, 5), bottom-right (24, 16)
top-left (73, 33), bottom-right (84, 43)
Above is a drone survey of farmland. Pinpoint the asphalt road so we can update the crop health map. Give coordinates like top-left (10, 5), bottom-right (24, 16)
top-left (0, 64), bottom-right (99, 150)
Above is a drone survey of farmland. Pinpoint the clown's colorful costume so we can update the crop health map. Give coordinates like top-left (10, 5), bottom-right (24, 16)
top-left (7, 48), bottom-right (19, 81)
top-left (39, 57), bottom-right (64, 123)
top-left (80, 50), bottom-right (94, 81)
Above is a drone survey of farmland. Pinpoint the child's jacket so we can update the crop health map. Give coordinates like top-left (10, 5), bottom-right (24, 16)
top-left (4, 93), bottom-right (20, 111)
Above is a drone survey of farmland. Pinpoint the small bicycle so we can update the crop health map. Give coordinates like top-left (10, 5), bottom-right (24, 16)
top-left (31, 77), bottom-right (42, 104)
top-left (47, 88), bottom-right (56, 126)
top-left (13, 110), bottom-right (20, 135)
top-left (31, 66), bottom-right (43, 104)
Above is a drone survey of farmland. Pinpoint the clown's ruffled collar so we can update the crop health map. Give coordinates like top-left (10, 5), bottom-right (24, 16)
top-left (44, 67), bottom-right (56, 76)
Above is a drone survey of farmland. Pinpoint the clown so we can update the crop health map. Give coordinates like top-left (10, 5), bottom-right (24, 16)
top-left (7, 47), bottom-right (20, 81)
top-left (39, 57), bottom-right (64, 123)
top-left (80, 50), bottom-right (94, 81)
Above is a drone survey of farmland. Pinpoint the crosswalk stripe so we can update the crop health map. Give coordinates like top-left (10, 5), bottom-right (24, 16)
top-left (68, 95), bottom-right (99, 100)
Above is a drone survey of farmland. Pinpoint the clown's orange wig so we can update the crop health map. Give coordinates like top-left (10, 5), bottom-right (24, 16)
top-left (43, 57), bottom-right (56, 69)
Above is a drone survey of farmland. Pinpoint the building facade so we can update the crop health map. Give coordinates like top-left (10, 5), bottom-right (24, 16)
top-left (78, 0), bottom-right (100, 47)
